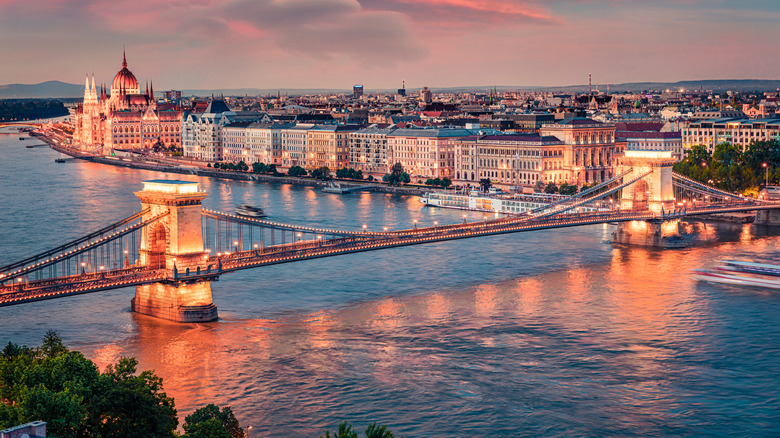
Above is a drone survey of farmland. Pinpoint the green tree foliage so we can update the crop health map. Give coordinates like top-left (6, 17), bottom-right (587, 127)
top-left (0, 99), bottom-right (69, 121)
top-left (674, 140), bottom-right (780, 193)
top-left (320, 421), bottom-right (398, 438)
top-left (558, 183), bottom-right (577, 196)
top-left (252, 162), bottom-right (268, 174)
top-left (544, 182), bottom-right (558, 194)
top-left (424, 177), bottom-right (452, 188)
top-left (0, 331), bottom-right (179, 438)
top-left (534, 180), bottom-right (546, 193)
top-left (383, 163), bottom-right (408, 186)
top-left (365, 422), bottom-right (395, 438)
top-left (335, 167), bottom-right (364, 180)
top-left (287, 165), bottom-right (307, 177)
top-left (310, 166), bottom-right (331, 180)
top-left (479, 178), bottom-right (492, 192)
top-left (183, 404), bottom-right (244, 438)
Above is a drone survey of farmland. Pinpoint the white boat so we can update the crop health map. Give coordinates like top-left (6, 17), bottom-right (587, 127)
top-left (420, 189), bottom-right (597, 215)
top-left (235, 204), bottom-right (266, 218)
top-left (695, 260), bottom-right (780, 289)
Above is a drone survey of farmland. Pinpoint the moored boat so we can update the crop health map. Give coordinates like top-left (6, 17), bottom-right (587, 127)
top-left (420, 189), bottom-right (600, 215)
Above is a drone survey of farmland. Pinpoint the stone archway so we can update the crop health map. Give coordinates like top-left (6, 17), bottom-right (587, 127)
top-left (632, 179), bottom-right (649, 211)
top-left (145, 222), bottom-right (169, 269)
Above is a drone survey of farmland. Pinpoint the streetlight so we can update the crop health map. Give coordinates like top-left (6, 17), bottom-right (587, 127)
top-left (763, 162), bottom-right (769, 187)
top-left (413, 219), bottom-right (417, 230)
top-left (434, 220), bottom-right (438, 230)
top-left (362, 224), bottom-right (367, 232)
top-left (463, 214), bottom-right (467, 224)
top-left (81, 261), bottom-right (86, 275)
top-left (246, 426), bottom-right (252, 438)
top-left (234, 240), bottom-right (239, 252)
top-left (297, 232), bottom-right (302, 242)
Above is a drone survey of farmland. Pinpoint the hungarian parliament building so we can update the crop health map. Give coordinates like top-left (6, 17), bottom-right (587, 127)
top-left (72, 52), bottom-right (182, 151)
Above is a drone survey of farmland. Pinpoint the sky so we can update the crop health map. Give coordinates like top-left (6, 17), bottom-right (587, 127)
top-left (1, 0), bottom-right (779, 91)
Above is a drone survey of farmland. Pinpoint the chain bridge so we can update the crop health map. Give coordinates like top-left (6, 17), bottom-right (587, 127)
top-left (2, 150), bottom-right (780, 322)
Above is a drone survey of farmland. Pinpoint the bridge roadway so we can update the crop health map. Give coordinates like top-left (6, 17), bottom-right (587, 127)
top-left (2, 201), bottom-right (778, 307)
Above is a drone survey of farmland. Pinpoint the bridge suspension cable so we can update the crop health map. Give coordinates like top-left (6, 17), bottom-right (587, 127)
top-left (0, 211), bottom-right (168, 284)
top-left (0, 209), bottom-right (150, 274)
top-left (201, 209), bottom-right (382, 237)
top-left (530, 170), bottom-right (653, 221)
top-left (672, 172), bottom-right (757, 202)
top-left (514, 168), bottom-right (633, 218)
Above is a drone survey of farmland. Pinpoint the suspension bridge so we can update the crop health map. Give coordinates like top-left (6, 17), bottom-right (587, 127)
top-left (2, 150), bottom-right (779, 322)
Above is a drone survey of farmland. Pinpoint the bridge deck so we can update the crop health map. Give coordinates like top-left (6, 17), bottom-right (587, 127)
top-left (3, 201), bottom-right (777, 307)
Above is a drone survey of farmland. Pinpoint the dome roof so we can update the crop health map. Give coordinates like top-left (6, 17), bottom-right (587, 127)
top-left (112, 52), bottom-right (139, 93)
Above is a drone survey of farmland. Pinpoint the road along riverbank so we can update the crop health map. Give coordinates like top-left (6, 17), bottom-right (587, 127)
top-left (39, 133), bottom-right (428, 196)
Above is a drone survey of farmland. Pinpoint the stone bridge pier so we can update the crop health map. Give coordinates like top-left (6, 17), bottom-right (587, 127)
top-left (131, 180), bottom-right (218, 322)
top-left (611, 151), bottom-right (685, 247)
top-left (755, 186), bottom-right (780, 225)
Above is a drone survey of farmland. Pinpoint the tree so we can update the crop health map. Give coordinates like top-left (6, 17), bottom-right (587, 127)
top-left (558, 183), bottom-right (577, 196)
top-left (252, 162), bottom-right (268, 174)
top-left (320, 421), bottom-right (358, 438)
top-left (441, 177), bottom-right (452, 188)
top-left (287, 166), bottom-right (307, 177)
top-left (183, 404), bottom-right (244, 438)
top-left (534, 180), bottom-right (545, 193)
top-left (0, 333), bottom-right (180, 438)
top-left (479, 178), bottom-right (492, 192)
top-left (365, 422), bottom-right (395, 438)
top-left (310, 166), bottom-right (331, 181)
top-left (384, 163), bottom-right (408, 186)
top-left (544, 182), bottom-right (558, 194)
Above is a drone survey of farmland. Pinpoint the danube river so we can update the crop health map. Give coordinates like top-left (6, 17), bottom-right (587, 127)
top-left (2, 134), bottom-right (780, 436)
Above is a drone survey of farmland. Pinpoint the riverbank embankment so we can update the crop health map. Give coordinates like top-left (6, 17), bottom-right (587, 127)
top-left (41, 136), bottom-right (429, 196)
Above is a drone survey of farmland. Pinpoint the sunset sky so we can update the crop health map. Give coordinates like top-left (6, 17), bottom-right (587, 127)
top-left (1, 0), bottom-right (778, 90)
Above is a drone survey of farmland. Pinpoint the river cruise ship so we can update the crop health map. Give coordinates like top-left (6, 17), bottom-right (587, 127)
top-left (695, 260), bottom-right (780, 289)
top-left (421, 189), bottom-right (572, 215)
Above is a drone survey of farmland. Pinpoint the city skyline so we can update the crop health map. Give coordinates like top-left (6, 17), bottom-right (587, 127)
top-left (1, 0), bottom-right (779, 90)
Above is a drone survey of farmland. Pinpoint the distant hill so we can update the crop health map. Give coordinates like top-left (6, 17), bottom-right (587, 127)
top-left (3, 79), bottom-right (779, 99)
top-left (539, 80), bottom-right (780, 93)
top-left (0, 81), bottom-right (83, 98)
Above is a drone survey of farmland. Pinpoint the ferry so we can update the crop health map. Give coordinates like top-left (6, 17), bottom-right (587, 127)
top-left (235, 204), bottom-right (266, 218)
top-left (694, 260), bottom-right (780, 289)
top-left (420, 189), bottom-right (592, 215)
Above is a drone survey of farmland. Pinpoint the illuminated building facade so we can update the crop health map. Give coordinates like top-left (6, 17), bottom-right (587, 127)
top-left (72, 52), bottom-right (182, 152)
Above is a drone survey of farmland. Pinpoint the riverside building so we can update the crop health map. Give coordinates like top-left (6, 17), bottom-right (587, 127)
top-left (453, 134), bottom-right (562, 188)
top-left (72, 51), bottom-right (182, 153)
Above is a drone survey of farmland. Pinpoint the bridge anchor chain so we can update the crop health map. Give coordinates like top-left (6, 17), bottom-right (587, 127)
top-left (130, 180), bottom-right (219, 323)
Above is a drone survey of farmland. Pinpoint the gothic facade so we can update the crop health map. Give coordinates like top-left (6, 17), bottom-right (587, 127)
top-left (72, 52), bottom-right (182, 152)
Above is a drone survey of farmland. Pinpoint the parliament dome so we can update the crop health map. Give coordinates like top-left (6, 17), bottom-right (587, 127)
top-left (111, 52), bottom-right (139, 94)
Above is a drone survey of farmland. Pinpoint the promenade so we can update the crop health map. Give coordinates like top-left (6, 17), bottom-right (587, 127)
top-left (36, 132), bottom-right (429, 196)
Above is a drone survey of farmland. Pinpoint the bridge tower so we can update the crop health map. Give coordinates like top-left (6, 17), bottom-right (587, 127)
top-left (613, 150), bottom-right (684, 247)
top-left (619, 150), bottom-right (676, 213)
top-left (131, 180), bottom-right (218, 322)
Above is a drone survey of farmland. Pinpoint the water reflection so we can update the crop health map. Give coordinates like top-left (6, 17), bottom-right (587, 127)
top-left (2, 137), bottom-right (780, 436)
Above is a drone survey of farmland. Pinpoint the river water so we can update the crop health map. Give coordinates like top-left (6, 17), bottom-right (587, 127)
top-left (1, 134), bottom-right (780, 437)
